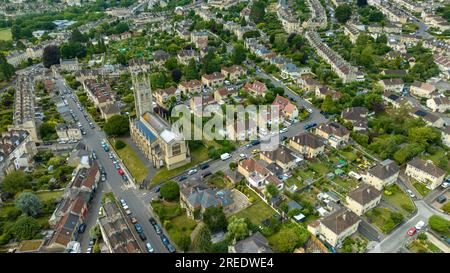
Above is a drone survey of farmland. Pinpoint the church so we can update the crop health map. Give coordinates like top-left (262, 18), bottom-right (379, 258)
top-left (129, 64), bottom-right (191, 170)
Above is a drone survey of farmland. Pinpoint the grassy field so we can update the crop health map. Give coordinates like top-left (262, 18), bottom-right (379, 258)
top-left (112, 139), bottom-right (148, 184)
top-left (233, 197), bottom-right (276, 226)
top-left (0, 28), bottom-right (12, 41)
top-left (383, 184), bottom-right (415, 215)
top-left (166, 214), bottom-right (197, 250)
top-left (151, 145), bottom-right (209, 185)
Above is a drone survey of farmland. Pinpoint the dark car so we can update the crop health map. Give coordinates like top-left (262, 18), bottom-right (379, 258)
top-left (160, 234), bottom-right (169, 245)
top-left (134, 223), bottom-right (143, 233)
top-left (166, 243), bottom-right (176, 253)
top-left (122, 174), bottom-right (128, 181)
top-left (202, 171), bottom-right (212, 179)
top-left (178, 176), bottom-right (188, 182)
top-left (251, 140), bottom-right (261, 146)
top-left (154, 185), bottom-right (161, 192)
top-left (149, 217), bottom-right (157, 226)
top-left (78, 223), bottom-right (87, 234)
top-left (289, 97), bottom-right (297, 102)
top-left (139, 232), bottom-right (147, 241)
top-left (154, 224), bottom-right (162, 234)
top-left (200, 163), bottom-right (209, 170)
top-left (437, 195), bottom-right (447, 204)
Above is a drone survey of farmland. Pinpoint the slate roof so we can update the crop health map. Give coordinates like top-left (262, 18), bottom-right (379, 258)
top-left (320, 208), bottom-right (360, 234)
top-left (347, 183), bottom-right (381, 205)
top-left (232, 232), bottom-right (273, 253)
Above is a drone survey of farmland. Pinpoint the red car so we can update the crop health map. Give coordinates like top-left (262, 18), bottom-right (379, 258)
top-left (117, 169), bottom-right (124, 175)
top-left (407, 227), bottom-right (417, 236)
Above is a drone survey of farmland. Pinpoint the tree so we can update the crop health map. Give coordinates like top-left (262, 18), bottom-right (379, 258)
top-left (271, 228), bottom-right (298, 253)
top-left (265, 183), bottom-right (279, 199)
top-left (0, 52), bottom-right (15, 80)
top-left (192, 224), bottom-right (212, 252)
top-left (104, 115), bottom-right (130, 136)
top-left (10, 216), bottom-right (41, 241)
top-left (226, 216), bottom-right (249, 242)
top-left (250, 1), bottom-right (266, 24)
top-left (171, 69), bottom-right (182, 83)
top-left (70, 29), bottom-right (88, 43)
top-left (160, 181), bottom-right (180, 201)
top-left (0, 170), bottom-right (32, 197)
top-left (39, 122), bottom-right (57, 140)
top-left (15, 192), bottom-right (43, 217)
top-left (185, 59), bottom-right (199, 80)
top-left (114, 139), bottom-right (126, 150)
top-left (60, 42), bottom-right (87, 59)
top-left (428, 215), bottom-right (450, 235)
top-left (203, 207), bottom-right (227, 233)
top-left (335, 4), bottom-right (352, 24)
top-left (231, 44), bottom-right (246, 65)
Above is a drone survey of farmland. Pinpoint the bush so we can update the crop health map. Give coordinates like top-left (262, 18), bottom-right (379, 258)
top-left (428, 215), bottom-right (450, 236)
top-left (115, 139), bottom-right (126, 150)
top-left (160, 181), bottom-right (180, 201)
top-left (442, 202), bottom-right (450, 214)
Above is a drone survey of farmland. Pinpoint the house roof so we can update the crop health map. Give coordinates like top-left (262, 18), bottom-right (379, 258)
top-left (232, 232), bottom-right (273, 253)
top-left (261, 146), bottom-right (296, 165)
top-left (341, 107), bottom-right (368, 121)
top-left (367, 161), bottom-right (399, 180)
top-left (407, 157), bottom-right (445, 178)
top-left (347, 183), bottom-right (381, 205)
top-left (317, 122), bottom-right (349, 137)
top-left (290, 132), bottom-right (324, 149)
top-left (320, 208), bottom-right (360, 235)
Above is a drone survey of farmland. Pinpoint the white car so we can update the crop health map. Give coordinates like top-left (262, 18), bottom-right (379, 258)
top-left (146, 242), bottom-right (154, 253)
top-left (239, 153), bottom-right (247, 159)
top-left (86, 247), bottom-right (92, 253)
top-left (415, 220), bottom-right (425, 230)
top-left (406, 189), bottom-right (416, 198)
top-left (442, 182), bottom-right (450, 188)
top-left (306, 108), bottom-right (313, 113)
top-left (279, 128), bottom-right (288, 134)
top-left (120, 199), bottom-right (127, 206)
top-left (188, 169), bottom-right (198, 175)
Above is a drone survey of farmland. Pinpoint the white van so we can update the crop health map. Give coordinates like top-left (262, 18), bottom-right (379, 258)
top-left (220, 153), bottom-right (231, 160)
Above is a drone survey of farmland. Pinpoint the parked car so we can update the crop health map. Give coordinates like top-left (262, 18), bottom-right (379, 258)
top-left (166, 243), bottom-right (176, 253)
top-left (118, 169), bottom-right (124, 175)
top-left (200, 163), bottom-right (209, 170)
top-left (78, 223), bottom-right (87, 234)
top-left (125, 209), bottom-right (132, 215)
top-left (122, 174), bottom-right (128, 181)
top-left (437, 195), bottom-right (447, 204)
top-left (415, 220), bottom-right (425, 231)
top-left (239, 153), bottom-right (247, 159)
top-left (146, 242), bottom-right (154, 253)
top-left (92, 151), bottom-right (97, 160)
top-left (130, 217), bottom-right (138, 224)
top-left (251, 140), bottom-right (261, 146)
top-left (154, 224), bottom-right (162, 234)
top-left (101, 174), bottom-right (106, 182)
top-left (139, 232), bottom-right (147, 241)
top-left (442, 182), bottom-right (450, 188)
top-left (160, 234), bottom-right (169, 245)
top-left (120, 199), bottom-right (127, 207)
top-left (86, 247), bottom-right (92, 253)
top-left (407, 227), bottom-right (416, 236)
top-left (406, 189), bottom-right (416, 198)
top-left (149, 217), bottom-right (157, 226)
top-left (279, 128), bottom-right (288, 134)
top-left (188, 169), bottom-right (198, 175)
top-left (202, 171), bottom-right (212, 179)
top-left (178, 176), bottom-right (188, 182)
top-left (134, 223), bottom-right (143, 233)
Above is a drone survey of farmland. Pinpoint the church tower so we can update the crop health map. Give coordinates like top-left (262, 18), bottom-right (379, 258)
top-left (131, 68), bottom-right (153, 117)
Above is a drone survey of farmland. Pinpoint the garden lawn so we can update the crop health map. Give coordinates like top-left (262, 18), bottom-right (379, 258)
top-left (113, 139), bottom-right (148, 184)
top-left (166, 214), bottom-right (197, 250)
top-left (309, 161), bottom-right (332, 176)
top-left (339, 150), bottom-right (358, 162)
top-left (383, 184), bottom-right (415, 214)
top-left (408, 239), bottom-right (442, 253)
top-left (0, 28), bottom-right (12, 41)
top-left (35, 190), bottom-right (64, 202)
top-left (233, 199), bottom-right (276, 226)
top-left (413, 182), bottom-right (431, 197)
top-left (366, 207), bottom-right (403, 234)
top-left (151, 145), bottom-right (209, 185)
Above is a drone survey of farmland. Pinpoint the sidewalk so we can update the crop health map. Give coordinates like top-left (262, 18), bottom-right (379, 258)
top-left (426, 232), bottom-right (450, 253)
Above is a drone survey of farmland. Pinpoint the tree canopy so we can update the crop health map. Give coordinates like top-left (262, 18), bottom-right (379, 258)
top-left (104, 115), bottom-right (130, 136)
top-left (159, 181), bottom-right (180, 201)
top-left (15, 192), bottom-right (43, 217)
top-left (203, 207), bottom-right (228, 233)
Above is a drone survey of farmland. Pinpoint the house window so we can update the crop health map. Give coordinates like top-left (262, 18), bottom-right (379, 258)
top-left (172, 143), bottom-right (181, 156)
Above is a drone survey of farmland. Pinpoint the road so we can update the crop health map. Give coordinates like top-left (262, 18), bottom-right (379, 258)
top-left (54, 74), bottom-right (168, 253)
top-left (368, 200), bottom-right (450, 253)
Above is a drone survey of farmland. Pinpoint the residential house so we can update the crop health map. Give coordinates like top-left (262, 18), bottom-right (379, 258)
top-left (315, 122), bottom-right (350, 148)
top-left (201, 72), bottom-right (225, 88)
top-left (341, 107), bottom-right (369, 132)
top-left (442, 127), bottom-right (450, 148)
top-left (228, 232), bottom-right (273, 253)
top-left (405, 158), bottom-right (445, 190)
top-left (363, 160), bottom-right (400, 190)
top-left (346, 183), bottom-right (382, 216)
top-left (378, 78), bottom-right (404, 93)
top-left (226, 119), bottom-right (258, 141)
top-left (154, 86), bottom-right (181, 106)
top-left (178, 80), bottom-right (203, 94)
top-left (272, 94), bottom-right (299, 121)
top-left (410, 108), bottom-right (445, 128)
top-left (307, 208), bottom-right (360, 247)
top-left (382, 91), bottom-right (413, 109)
top-left (426, 96), bottom-right (450, 113)
top-left (410, 81), bottom-right (436, 98)
top-left (55, 123), bottom-right (82, 141)
top-left (260, 146), bottom-right (297, 172)
top-left (238, 158), bottom-right (284, 191)
top-left (221, 65), bottom-right (246, 82)
top-left (177, 49), bottom-right (199, 65)
top-left (289, 132), bottom-right (325, 158)
top-left (315, 86), bottom-right (341, 100)
top-left (243, 81), bottom-right (268, 97)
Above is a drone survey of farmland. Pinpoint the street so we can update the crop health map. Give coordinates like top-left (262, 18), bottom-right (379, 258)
top-left (54, 74), bottom-right (168, 253)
